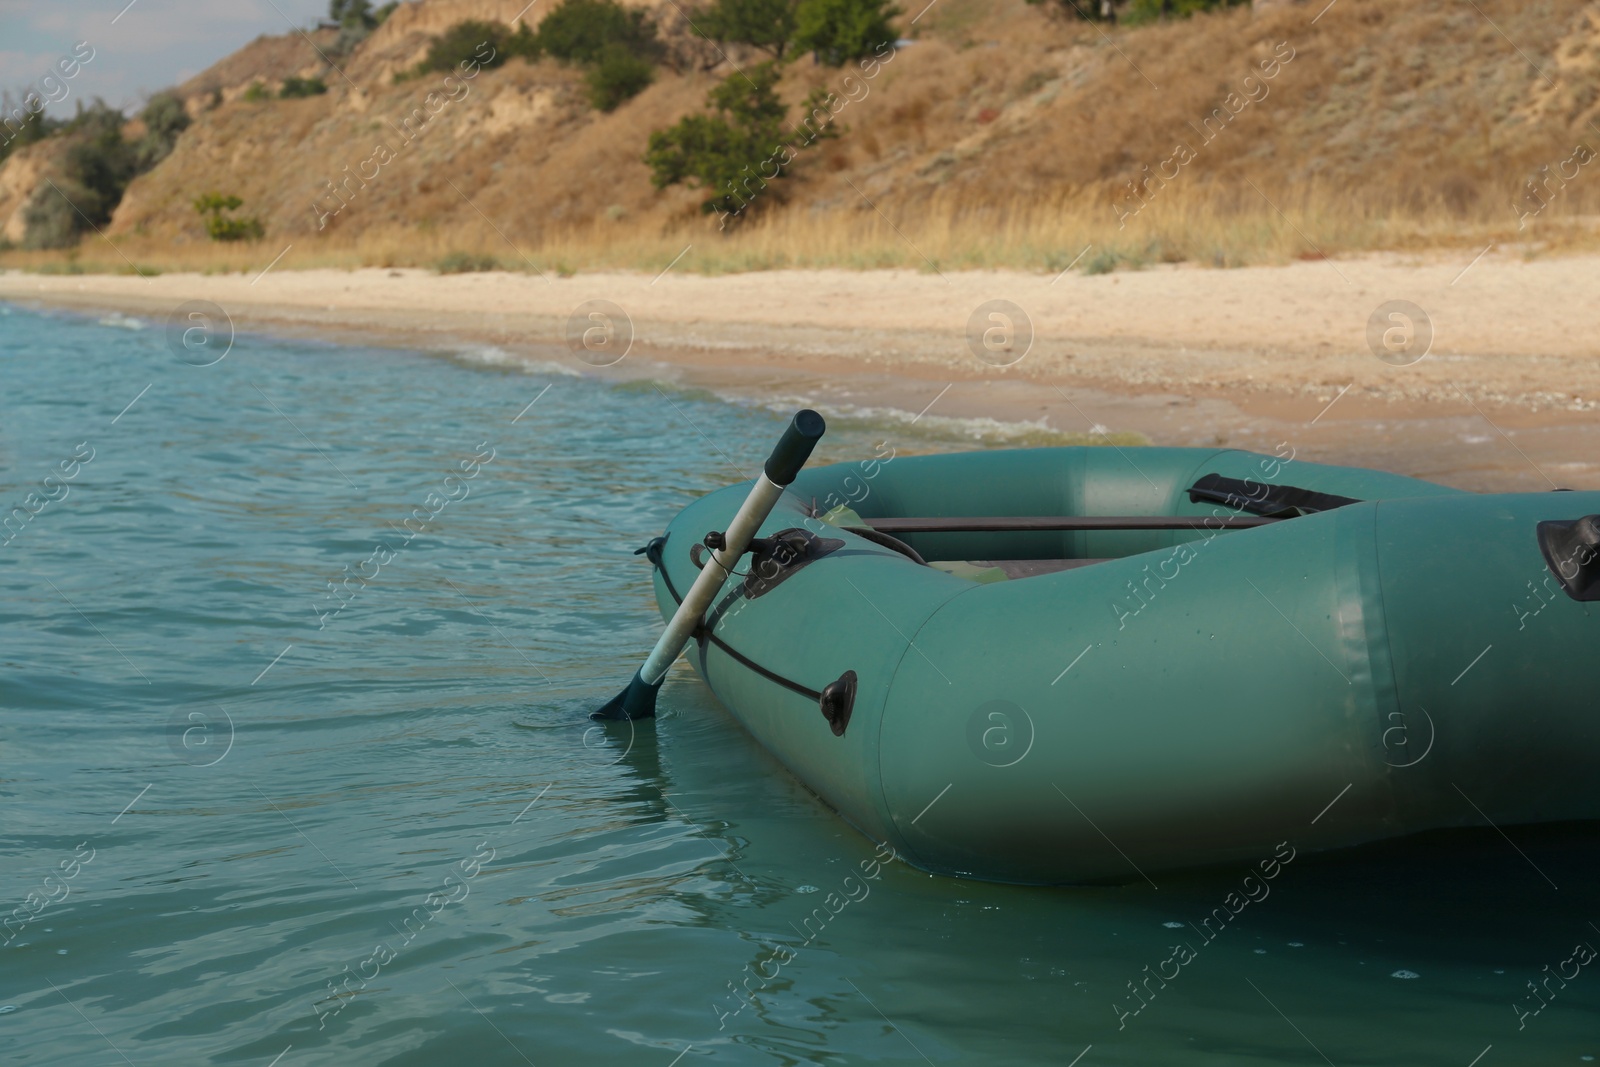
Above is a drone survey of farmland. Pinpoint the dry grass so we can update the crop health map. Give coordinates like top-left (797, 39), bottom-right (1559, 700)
top-left (10, 179), bottom-right (1600, 278)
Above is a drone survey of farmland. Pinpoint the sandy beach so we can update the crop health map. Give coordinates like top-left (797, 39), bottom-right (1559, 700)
top-left (5, 249), bottom-right (1599, 491)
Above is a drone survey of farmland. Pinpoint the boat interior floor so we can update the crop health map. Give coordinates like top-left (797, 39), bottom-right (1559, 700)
top-left (927, 558), bottom-right (1113, 582)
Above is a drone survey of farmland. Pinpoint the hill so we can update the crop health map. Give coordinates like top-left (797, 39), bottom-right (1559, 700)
top-left (4, 0), bottom-right (1600, 274)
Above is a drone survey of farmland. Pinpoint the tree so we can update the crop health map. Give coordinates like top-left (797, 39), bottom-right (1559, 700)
top-left (135, 91), bottom-right (191, 169)
top-left (0, 93), bottom-right (60, 166)
top-left (63, 102), bottom-right (137, 226)
top-left (20, 96), bottom-right (188, 247)
top-left (793, 0), bottom-right (900, 65)
top-left (536, 0), bottom-right (659, 64)
top-left (330, 0), bottom-right (398, 54)
top-left (646, 62), bottom-right (829, 220)
top-left (21, 182), bottom-right (82, 249)
top-left (586, 45), bottom-right (655, 111)
top-left (410, 20), bottom-right (538, 76)
top-left (694, 0), bottom-right (800, 59)
top-left (330, 0), bottom-right (374, 26)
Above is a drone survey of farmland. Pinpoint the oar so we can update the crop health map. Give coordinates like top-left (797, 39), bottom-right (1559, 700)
top-left (593, 409), bottom-right (827, 721)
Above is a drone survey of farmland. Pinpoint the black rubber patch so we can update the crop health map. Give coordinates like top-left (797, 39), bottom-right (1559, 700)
top-left (742, 527), bottom-right (844, 600)
top-left (819, 670), bottom-right (857, 737)
top-left (1537, 515), bottom-right (1600, 601)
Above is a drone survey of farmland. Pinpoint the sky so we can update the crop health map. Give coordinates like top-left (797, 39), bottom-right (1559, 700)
top-left (1, 0), bottom-right (329, 116)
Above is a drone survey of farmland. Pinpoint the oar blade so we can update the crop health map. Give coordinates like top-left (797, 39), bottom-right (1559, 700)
top-left (591, 669), bottom-right (662, 721)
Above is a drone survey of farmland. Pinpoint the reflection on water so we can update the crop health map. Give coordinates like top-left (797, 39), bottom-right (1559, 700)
top-left (0, 303), bottom-right (1596, 1065)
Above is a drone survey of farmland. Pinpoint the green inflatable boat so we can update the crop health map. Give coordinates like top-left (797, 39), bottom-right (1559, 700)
top-left (616, 427), bottom-right (1600, 885)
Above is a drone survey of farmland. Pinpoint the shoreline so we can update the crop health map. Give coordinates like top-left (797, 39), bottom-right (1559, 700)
top-left (4, 255), bottom-right (1598, 491)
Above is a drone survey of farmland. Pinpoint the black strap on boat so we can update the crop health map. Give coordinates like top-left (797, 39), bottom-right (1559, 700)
top-left (862, 515), bottom-right (1275, 532)
top-left (1186, 473), bottom-right (1362, 518)
top-left (638, 535), bottom-right (824, 701)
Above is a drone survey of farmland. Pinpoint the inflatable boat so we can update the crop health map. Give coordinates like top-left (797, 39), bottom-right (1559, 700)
top-left (603, 417), bottom-right (1600, 884)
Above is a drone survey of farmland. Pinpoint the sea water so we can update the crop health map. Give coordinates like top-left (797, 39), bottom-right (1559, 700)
top-left (1, 302), bottom-right (1596, 1066)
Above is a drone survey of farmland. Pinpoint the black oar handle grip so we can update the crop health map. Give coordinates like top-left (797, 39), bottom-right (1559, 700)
top-left (763, 409), bottom-right (826, 486)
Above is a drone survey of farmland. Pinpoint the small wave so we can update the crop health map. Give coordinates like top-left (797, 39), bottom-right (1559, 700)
top-left (442, 345), bottom-right (584, 377)
top-left (624, 382), bottom-right (1147, 449)
top-left (802, 402), bottom-right (1149, 449)
top-left (97, 313), bottom-right (146, 331)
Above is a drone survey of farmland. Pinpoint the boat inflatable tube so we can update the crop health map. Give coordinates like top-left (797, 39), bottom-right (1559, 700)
top-left (639, 446), bottom-right (1600, 885)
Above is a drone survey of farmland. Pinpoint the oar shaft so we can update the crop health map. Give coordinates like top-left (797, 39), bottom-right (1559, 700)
top-left (593, 409), bottom-right (826, 721)
top-left (640, 472), bottom-right (785, 685)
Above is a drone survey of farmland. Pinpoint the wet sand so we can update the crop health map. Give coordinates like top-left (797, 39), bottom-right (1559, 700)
top-left (4, 252), bottom-right (1598, 491)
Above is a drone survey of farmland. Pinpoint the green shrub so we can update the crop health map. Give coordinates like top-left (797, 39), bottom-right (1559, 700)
top-left (586, 44), bottom-right (655, 111)
top-left (20, 96), bottom-right (191, 248)
top-left (793, 0), bottom-right (900, 66)
top-left (280, 76), bottom-right (328, 98)
top-left (693, 0), bottom-right (799, 59)
top-left (242, 81), bottom-right (271, 102)
top-left (21, 182), bottom-right (83, 249)
top-left (1083, 250), bottom-right (1120, 275)
top-left (330, 0), bottom-right (399, 54)
top-left (135, 91), bottom-right (191, 169)
top-left (411, 20), bottom-right (537, 77)
top-left (435, 251), bottom-right (499, 273)
top-left (408, 3), bottom-right (656, 105)
top-left (194, 192), bottom-right (264, 241)
top-left (0, 96), bottom-right (60, 166)
top-left (536, 0), bottom-right (658, 64)
top-left (648, 62), bottom-right (818, 221)
top-left (64, 104), bottom-right (137, 227)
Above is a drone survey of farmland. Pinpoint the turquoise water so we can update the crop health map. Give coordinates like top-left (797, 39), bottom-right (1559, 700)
top-left (2, 301), bottom-right (1598, 1066)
